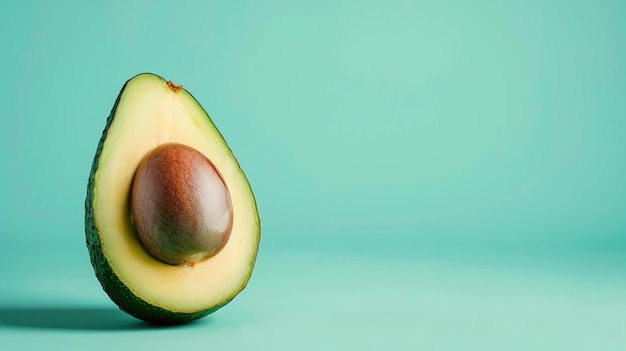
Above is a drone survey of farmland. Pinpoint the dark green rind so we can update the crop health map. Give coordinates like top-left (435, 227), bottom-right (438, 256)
top-left (85, 73), bottom-right (259, 325)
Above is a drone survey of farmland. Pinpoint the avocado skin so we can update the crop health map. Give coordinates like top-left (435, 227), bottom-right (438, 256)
top-left (84, 74), bottom-right (252, 325)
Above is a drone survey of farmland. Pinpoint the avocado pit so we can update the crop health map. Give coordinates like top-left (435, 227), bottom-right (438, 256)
top-left (130, 143), bottom-right (233, 266)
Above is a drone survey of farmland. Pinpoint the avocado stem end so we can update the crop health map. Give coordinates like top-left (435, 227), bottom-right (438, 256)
top-left (167, 80), bottom-right (183, 90)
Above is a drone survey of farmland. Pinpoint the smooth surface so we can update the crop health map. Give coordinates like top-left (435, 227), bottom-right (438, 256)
top-left (131, 142), bottom-right (233, 265)
top-left (1, 0), bottom-right (625, 349)
top-left (1, 246), bottom-right (626, 350)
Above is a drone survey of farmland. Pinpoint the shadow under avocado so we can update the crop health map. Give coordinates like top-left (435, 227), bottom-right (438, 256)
top-left (0, 306), bottom-right (154, 331)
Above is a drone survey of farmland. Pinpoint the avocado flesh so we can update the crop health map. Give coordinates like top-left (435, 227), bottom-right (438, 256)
top-left (85, 73), bottom-right (260, 324)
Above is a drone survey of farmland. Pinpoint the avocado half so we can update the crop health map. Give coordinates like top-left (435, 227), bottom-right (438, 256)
top-left (85, 73), bottom-right (260, 325)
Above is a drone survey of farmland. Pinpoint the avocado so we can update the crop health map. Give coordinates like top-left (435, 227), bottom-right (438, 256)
top-left (85, 73), bottom-right (260, 325)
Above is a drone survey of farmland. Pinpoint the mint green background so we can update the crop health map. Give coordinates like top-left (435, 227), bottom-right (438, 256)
top-left (1, 0), bottom-right (625, 349)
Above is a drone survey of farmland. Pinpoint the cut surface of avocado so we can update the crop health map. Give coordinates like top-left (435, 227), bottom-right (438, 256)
top-left (85, 73), bottom-right (260, 324)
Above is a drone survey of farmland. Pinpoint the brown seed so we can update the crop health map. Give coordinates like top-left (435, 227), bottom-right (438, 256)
top-left (130, 143), bottom-right (233, 266)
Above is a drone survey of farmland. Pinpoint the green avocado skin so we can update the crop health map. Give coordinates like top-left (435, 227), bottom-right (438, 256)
top-left (84, 75), bottom-right (240, 325)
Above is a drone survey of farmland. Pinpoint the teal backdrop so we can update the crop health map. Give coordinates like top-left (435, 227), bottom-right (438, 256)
top-left (1, 0), bottom-right (625, 349)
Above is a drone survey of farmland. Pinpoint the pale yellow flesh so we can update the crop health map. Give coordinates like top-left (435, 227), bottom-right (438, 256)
top-left (94, 74), bottom-right (259, 312)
